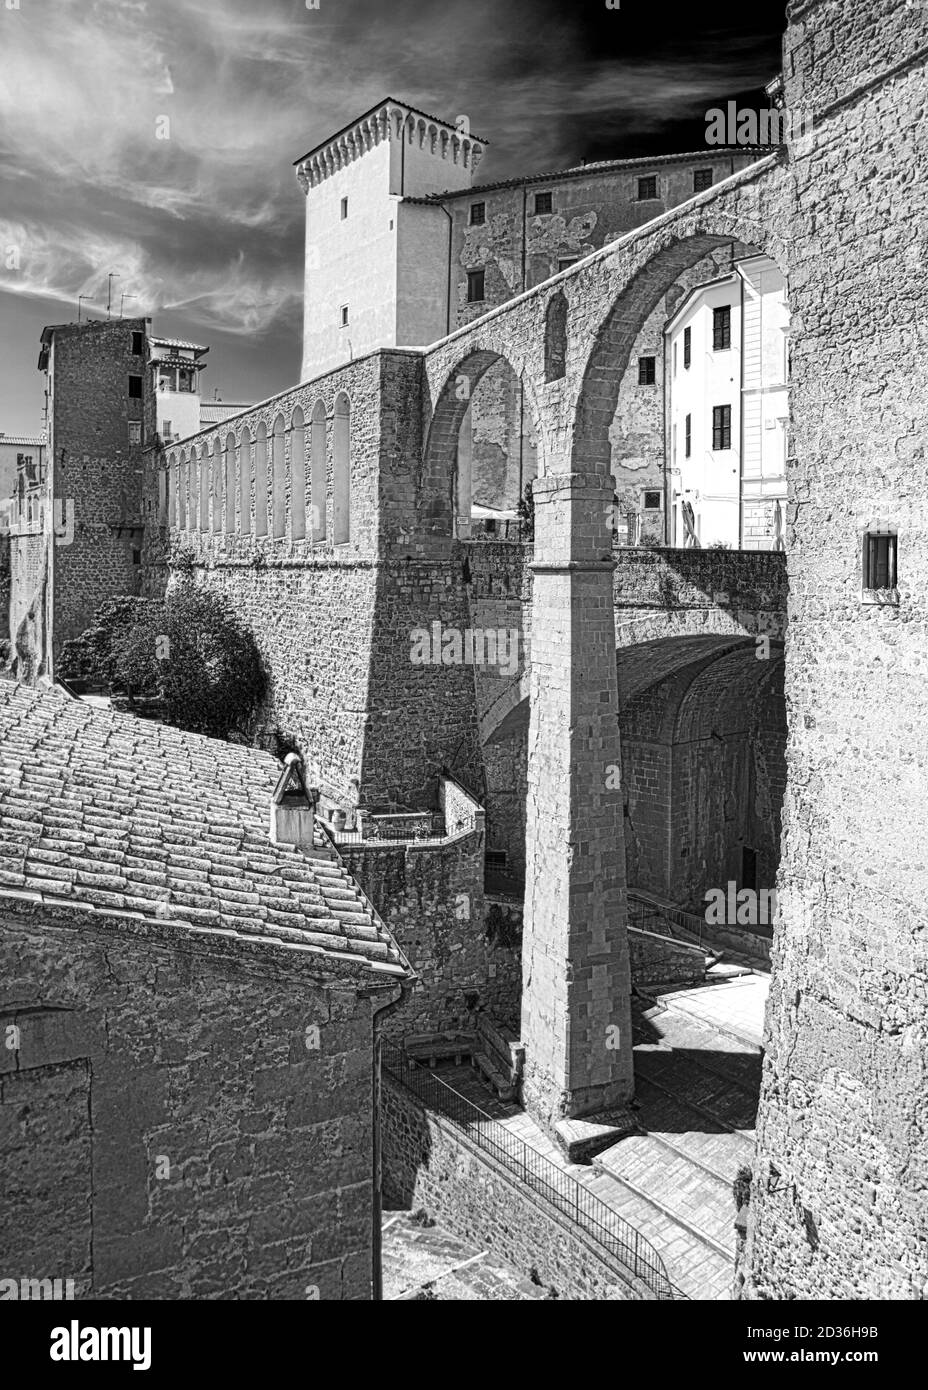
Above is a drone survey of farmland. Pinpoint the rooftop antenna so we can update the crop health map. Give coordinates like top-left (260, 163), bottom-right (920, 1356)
top-left (77, 295), bottom-right (93, 324)
top-left (106, 273), bottom-right (119, 319)
top-left (119, 293), bottom-right (136, 318)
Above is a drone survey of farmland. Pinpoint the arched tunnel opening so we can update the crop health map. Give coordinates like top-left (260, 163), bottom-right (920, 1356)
top-left (482, 633), bottom-right (786, 956)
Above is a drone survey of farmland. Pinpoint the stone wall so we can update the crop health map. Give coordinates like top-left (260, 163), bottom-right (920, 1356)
top-left (738, 0), bottom-right (928, 1300)
top-left (0, 902), bottom-right (386, 1300)
top-left (0, 533), bottom-right (9, 649)
top-left (628, 927), bottom-right (707, 989)
top-left (46, 319), bottom-right (153, 656)
top-left (342, 829), bottom-right (521, 1036)
top-left (381, 1074), bottom-right (652, 1299)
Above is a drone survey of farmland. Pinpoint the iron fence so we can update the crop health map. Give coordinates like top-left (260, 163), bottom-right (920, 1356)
top-left (382, 1042), bottom-right (677, 1300)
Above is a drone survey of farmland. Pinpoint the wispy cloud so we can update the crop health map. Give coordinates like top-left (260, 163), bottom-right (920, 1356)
top-left (0, 0), bottom-right (779, 333)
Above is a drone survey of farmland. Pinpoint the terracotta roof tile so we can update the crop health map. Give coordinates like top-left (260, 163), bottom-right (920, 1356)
top-left (0, 683), bottom-right (409, 978)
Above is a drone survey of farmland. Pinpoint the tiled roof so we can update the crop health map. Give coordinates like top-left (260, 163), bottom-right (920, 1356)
top-left (0, 436), bottom-right (46, 448)
top-left (0, 683), bottom-right (408, 978)
top-left (419, 149), bottom-right (772, 202)
top-left (200, 403), bottom-right (253, 425)
top-left (150, 337), bottom-right (208, 352)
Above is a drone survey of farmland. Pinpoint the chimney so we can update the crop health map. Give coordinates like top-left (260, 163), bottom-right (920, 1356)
top-left (269, 753), bottom-right (319, 848)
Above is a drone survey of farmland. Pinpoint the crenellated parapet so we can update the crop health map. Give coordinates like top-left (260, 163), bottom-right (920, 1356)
top-left (294, 97), bottom-right (486, 192)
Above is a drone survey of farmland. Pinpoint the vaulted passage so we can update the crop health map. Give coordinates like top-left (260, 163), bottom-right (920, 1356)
top-left (618, 639), bottom-right (786, 930)
top-left (482, 633), bottom-right (785, 955)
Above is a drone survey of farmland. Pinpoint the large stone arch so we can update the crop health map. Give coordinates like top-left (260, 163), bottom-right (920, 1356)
top-left (571, 209), bottom-right (787, 471)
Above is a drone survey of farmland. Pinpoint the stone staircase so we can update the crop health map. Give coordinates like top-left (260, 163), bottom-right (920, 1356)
top-left (576, 995), bottom-right (761, 1299)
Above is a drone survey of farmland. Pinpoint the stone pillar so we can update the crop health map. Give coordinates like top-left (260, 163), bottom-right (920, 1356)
top-left (520, 471), bottom-right (634, 1157)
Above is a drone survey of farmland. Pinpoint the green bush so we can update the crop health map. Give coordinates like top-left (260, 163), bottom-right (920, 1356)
top-left (61, 585), bottom-right (267, 740)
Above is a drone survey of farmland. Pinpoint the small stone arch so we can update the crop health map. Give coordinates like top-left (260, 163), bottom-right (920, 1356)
top-left (310, 399), bottom-right (326, 541)
top-left (333, 392), bottom-right (351, 544)
top-left (224, 431), bottom-right (236, 533)
top-left (239, 426), bottom-right (252, 537)
top-left (254, 421), bottom-right (268, 537)
top-left (423, 346), bottom-right (545, 535)
top-left (272, 413), bottom-right (287, 539)
top-left (291, 406), bottom-right (306, 540)
top-left (544, 291), bottom-right (568, 382)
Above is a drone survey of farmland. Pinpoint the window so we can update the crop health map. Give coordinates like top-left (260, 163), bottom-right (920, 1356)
top-left (128, 374), bottom-right (143, 399)
top-left (340, 196), bottom-right (348, 219)
top-left (557, 256), bottom-right (578, 272)
top-left (534, 191), bottom-right (553, 214)
top-left (467, 269), bottom-right (485, 303)
top-left (340, 304), bottom-right (349, 327)
top-left (863, 531), bottom-right (897, 591)
top-left (637, 175), bottom-right (658, 200)
top-left (712, 404), bottom-right (732, 450)
top-left (638, 356), bottom-right (656, 385)
top-left (693, 168), bottom-right (714, 193)
top-left (683, 326), bottom-right (691, 369)
top-left (131, 548), bottom-right (141, 566)
top-left (162, 420), bottom-right (172, 442)
top-left (713, 305), bottom-right (732, 351)
top-left (470, 202), bottom-right (486, 225)
top-left (131, 331), bottom-right (144, 355)
top-left (128, 421), bottom-right (142, 445)
top-left (685, 414), bottom-right (692, 458)
top-left (644, 491), bottom-right (662, 510)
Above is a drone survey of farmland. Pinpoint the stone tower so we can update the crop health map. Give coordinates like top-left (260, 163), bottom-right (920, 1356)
top-left (295, 99), bottom-right (486, 381)
top-left (739, 0), bottom-right (928, 1299)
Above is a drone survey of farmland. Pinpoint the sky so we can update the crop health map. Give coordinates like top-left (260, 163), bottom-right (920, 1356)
top-left (0, 0), bottom-right (786, 441)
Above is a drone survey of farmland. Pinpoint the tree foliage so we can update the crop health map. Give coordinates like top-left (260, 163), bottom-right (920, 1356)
top-left (60, 585), bottom-right (267, 740)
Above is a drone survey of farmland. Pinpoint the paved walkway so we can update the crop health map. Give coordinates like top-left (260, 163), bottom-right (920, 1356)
top-left (652, 973), bottom-right (769, 1048)
top-left (420, 972), bottom-right (768, 1301)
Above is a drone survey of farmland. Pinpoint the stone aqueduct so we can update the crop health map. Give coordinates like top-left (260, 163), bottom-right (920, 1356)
top-left (151, 0), bottom-right (928, 1299)
top-left (154, 159), bottom-right (792, 1106)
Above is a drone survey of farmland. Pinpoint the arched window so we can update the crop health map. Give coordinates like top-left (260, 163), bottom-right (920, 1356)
top-left (544, 291), bottom-right (568, 382)
top-left (272, 414), bottom-right (286, 538)
top-left (333, 392), bottom-right (350, 544)
top-left (254, 422), bottom-right (268, 537)
top-left (225, 432), bottom-right (236, 533)
top-left (311, 399), bottom-right (326, 541)
top-left (198, 446), bottom-right (209, 533)
top-left (179, 451), bottom-right (188, 530)
top-left (239, 427), bottom-right (252, 536)
top-left (211, 439), bottom-right (222, 533)
top-left (291, 407), bottom-right (306, 539)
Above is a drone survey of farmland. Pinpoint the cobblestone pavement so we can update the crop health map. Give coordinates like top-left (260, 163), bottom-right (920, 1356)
top-left (381, 1211), bottom-right (552, 1300)
top-left (419, 972), bottom-right (768, 1300)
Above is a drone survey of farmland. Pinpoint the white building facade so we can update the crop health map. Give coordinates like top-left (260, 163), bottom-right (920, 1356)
top-left (665, 253), bottom-right (788, 549)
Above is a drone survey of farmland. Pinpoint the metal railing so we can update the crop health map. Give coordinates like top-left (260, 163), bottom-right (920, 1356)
top-left (382, 1042), bottom-right (676, 1301)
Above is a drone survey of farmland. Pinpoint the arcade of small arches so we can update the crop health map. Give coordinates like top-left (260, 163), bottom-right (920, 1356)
top-left (163, 394), bottom-right (352, 546)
